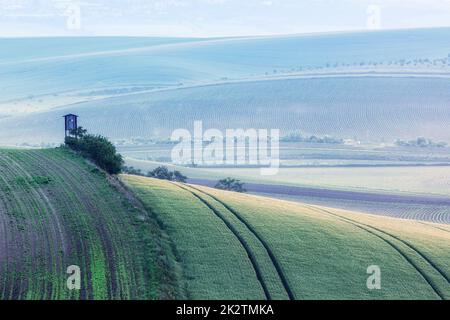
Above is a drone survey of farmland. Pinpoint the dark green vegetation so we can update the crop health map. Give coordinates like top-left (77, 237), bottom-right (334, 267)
top-left (280, 132), bottom-right (343, 144)
top-left (123, 175), bottom-right (450, 300)
top-left (215, 178), bottom-right (246, 193)
top-left (395, 137), bottom-right (448, 148)
top-left (122, 166), bottom-right (187, 183)
top-left (0, 148), bottom-right (182, 300)
top-left (65, 128), bottom-right (123, 174)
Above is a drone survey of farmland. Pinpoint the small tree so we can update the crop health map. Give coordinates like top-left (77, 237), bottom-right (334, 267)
top-left (69, 126), bottom-right (87, 138)
top-left (146, 166), bottom-right (188, 183)
top-left (215, 178), bottom-right (246, 193)
top-left (65, 127), bottom-right (123, 174)
top-left (147, 166), bottom-right (173, 180)
top-left (173, 170), bottom-right (187, 183)
top-left (122, 166), bottom-right (143, 176)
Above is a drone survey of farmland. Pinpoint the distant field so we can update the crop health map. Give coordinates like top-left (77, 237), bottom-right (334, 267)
top-left (1, 28), bottom-right (450, 146)
top-left (2, 76), bottom-right (450, 146)
top-left (124, 158), bottom-right (450, 196)
top-left (0, 148), bottom-right (181, 300)
top-left (123, 175), bottom-right (450, 299)
top-left (2, 28), bottom-right (450, 104)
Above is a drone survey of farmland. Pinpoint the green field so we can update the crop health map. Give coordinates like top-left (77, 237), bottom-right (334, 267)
top-left (1, 148), bottom-right (449, 300)
top-left (123, 175), bottom-right (450, 300)
top-left (0, 148), bottom-right (182, 300)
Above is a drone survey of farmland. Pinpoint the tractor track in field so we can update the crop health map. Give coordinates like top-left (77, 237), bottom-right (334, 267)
top-left (19, 150), bottom-right (112, 299)
top-left (15, 150), bottom-right (85, 299)
top-left (418, 222), bottom-right (450, 234)
top-left (0, 154), bottom-right (44, 299)
top-left (305, 204), bottom-right (450, 300)
top-left (187, 185), bottom-right (296, 300)
top-left (0, 152), bottom-right (62, 299)
top-left (0, 149), bottom-right (180, 300)
top-left (27, 150), bottom-right (116, 299)
top-left (174, 183), bottom-right (273, 300)
top-left (31, 150), bottom-right (153, 299)
top-left (7, 152), bottom-right (69, 299)
top-left (0, 174), bottom-right (18, 300)
top-left (28, 150), bottom-right (136, 299)
top-left (46, 152), bottom-right (141, 299)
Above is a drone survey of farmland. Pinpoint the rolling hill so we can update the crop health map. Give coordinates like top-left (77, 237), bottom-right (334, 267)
top-left (123, 175), bottom-right (450, 300)
top-left (1, 28), bottom-right (450, 145)
top-left (1, 148), bottom-right (449, 300)
top-left (2, 76), bottom-right (450, 145)
top-left (0, 148), bottom-right (182, 300)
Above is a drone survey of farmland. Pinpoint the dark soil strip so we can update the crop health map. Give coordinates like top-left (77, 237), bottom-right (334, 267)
top-left (306, 205), bottom-right (447, 300)
top-left (188, 185), bottom-right (296, 300)
top-left (175, 184), bottom-right (272, 300)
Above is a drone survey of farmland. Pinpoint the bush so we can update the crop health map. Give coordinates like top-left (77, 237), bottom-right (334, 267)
top-left (215, 178), bottom-right (246, 193)
top-left (394, 137), bottom-right (447, 148)
top-left (122, 166), bottom-right (143, 175)
top-left (280, 131), bottom-right (344, 144)
top-left (147, 166), bottom-right (187, 183)
top-left (173, 170), bottom-right (188, 183)
top-left (65, 127), bottom-right (124, 174)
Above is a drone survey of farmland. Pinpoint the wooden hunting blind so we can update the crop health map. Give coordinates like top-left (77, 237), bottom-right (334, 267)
top-left (63, 114), bottom-right (78, 137)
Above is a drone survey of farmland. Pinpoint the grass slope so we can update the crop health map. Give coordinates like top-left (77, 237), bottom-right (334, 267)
top-left (122, 175), bottom-right (450, 300)
top-left (0, 148), bottom-right (181, 300)
top-left (1, 149), bottom-right (448, 300)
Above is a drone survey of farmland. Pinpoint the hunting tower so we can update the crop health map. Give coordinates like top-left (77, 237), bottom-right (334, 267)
top-left (63, 114), bottom-right (78, 137)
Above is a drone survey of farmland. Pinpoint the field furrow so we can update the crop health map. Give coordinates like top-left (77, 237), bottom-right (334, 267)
top-left (0, 154), bottom-right (52, 299)
top-left (176, 184), bottom-right (274, 300)
top-left (0, 148), bottom-right (175, 300)
top-left (185, 184), bottom-right (295, 300)
top-left (305, 205), bottom-right (448, 299)
top-left (122, 175), bottom-right (266, 300)
top-left (2, 147), bottom-right (448, 300)
top-left (200, 186), bottom-right (447, 299)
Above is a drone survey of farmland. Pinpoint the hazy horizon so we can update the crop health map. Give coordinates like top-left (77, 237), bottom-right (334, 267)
top-left (2, 25), bottom-right (450, 40)
top-left (1, 0), bottom-right (450, 38)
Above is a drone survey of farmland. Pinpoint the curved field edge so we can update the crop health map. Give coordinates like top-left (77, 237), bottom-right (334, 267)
top-left (0, 148), bottom-right (182, 300)
top-left (122, 175), bottom-right (450, 300)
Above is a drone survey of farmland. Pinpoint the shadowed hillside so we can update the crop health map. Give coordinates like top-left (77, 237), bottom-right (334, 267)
top-left (0, 148), bottom-right (182, 300)
top-left (1, 148), bottom-right (449, 300)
